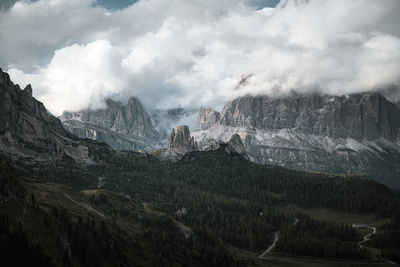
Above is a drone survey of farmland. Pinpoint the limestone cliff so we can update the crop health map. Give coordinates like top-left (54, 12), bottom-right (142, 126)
top-left (193, 93), bottom-right (400, 189)
top-left (167, 125), bottom-right (197, 154)
top-left (60, 97), bottom-right (161, 151)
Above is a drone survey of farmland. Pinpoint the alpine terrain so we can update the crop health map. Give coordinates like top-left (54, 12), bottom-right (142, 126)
top-left (194, 93), bottom-right (400, 189)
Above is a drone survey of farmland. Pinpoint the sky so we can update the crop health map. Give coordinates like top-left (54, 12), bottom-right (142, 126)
top-left (0, 0), bottom-right (399, 116)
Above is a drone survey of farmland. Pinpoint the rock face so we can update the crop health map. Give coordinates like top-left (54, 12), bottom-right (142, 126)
top-left (217, 94), bottom-right (400, 141)
top-left (207, 134), bottom-right (249, 160)
top-left (196, 107), bottom-right (221, 131)
top-left (193, 93), bottom-right (400, 189)
top-left (167, 125), bottom-right (198, 154)
top-left (0, 68), bottom-right (111, 163)
top-left (59, 97), bottom-right (161, 151)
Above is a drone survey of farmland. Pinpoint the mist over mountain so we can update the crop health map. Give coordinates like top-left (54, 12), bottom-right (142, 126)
top-left (1, 1), bottom-right (400, 266)
top-left (2, 0), bottom-right (400, 116)
top-left (193, 92), bottom-right (400, 189)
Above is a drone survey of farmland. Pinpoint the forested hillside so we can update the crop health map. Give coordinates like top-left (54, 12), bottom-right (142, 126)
top-left (2, 144), bottom-right (396, 265)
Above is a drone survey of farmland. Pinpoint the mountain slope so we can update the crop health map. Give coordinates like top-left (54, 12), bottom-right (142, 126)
top-left (194, 93), bottom-right (400, 189)
top-left (0, 68), bottom-right (114, 164)
top-left (60, 97), bottom-right (161, 151)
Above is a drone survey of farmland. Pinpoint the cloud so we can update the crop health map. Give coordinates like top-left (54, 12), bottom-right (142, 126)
top-left (9, 40), bottom-right (125, 114)
top-left (2, 0), bottom-right (400, 116)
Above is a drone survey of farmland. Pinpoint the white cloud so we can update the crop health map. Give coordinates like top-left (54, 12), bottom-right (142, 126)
top-left (2, 0), bottom-right (400, 116)
top-left (9, 40), bottom-right (125, 114)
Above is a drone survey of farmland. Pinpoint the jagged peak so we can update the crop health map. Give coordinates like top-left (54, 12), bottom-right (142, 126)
top-left (23, 84), bottom-right (33, 96)
top-left (167, 125), bottom-right (197, 154)
top-left (0, 67), bottom-right (12, 86)
top-left (127, 96), bottom-right (140, 104)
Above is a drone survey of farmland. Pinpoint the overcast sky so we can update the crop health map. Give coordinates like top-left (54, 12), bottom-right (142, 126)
top-left (1, 0), bottom-right (399, 115)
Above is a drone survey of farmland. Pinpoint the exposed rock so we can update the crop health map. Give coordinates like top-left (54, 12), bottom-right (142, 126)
top-left (226, 134), bottom-right (248, 159)
top-left (205, 134), bottom-right (249, 160)
top-left (0, 67), bottom-right (112, 164)
top-left (218, 94), bottom-right (400, 141)
top-left (234, 74), bottom-right (254, 91)
top-left (23, 84), bottom-right (32, 96)
top-left (193, 93), bottom-right (400, 189)
top-left (167, 125), bottom-right (198, 154)
top-left (195, 107), bottom-right (220, 131)
top-left (59, 97), bottom-right (161, 151)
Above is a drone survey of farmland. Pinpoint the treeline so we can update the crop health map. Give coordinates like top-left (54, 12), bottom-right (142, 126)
top-left (276, 216), bottom-right (370, 258)
top-left (18, 147), bottom-right (400, 261)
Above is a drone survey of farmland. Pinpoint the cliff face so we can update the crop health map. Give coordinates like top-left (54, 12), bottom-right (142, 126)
top-left (193, 93), bottom-right (400, 189)
top-left (167, 125), bottom-right (197, 154)
top-left (0, 68), bottom-right (111, 163)
top-left (217, 94), bottom-right (400, 141)
top-left (60, 97), bottom-right (161, 151)
top-left (196, 107), bottom-right (221, 131)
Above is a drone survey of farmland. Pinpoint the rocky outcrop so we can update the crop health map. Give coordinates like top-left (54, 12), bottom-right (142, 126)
top-left (196, 107), bottom-right (220, 131)
top-left (60, 97), bottom-right (161, 151)
top-left (206, 134), bottom-right (249, 160)
top-left (226, 134), bottom-right (248, 158)
top-left (167, 125), bottom-right (198, 154)
top-left (193, 93), bottom-right (400, 189)
top-left (0, 67), bottom-right (111, 163)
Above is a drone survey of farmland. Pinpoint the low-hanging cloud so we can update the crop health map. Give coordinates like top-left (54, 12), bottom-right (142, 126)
top-left (2, 0), bottom-right (400, 116)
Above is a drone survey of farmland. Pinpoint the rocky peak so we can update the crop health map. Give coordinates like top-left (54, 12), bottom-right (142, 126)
top-left (23, 84), bottom-right (33, 96)
top-left (0, 67), bottom-right (109, 163)
top-left (224, 134), bottom-right (249, 159)
top-left (234, 74), bottom-right (253, 91)
top-left (196, 107), bottom-right (221, 131)
top-left (60, 96), bottom-right (160, 142)
top-left (167, 125), bottom-right (197, 154)
top-left (216, 93), bottom-right (400, 142)
top-left (0, 67), bottom-right (13, 86)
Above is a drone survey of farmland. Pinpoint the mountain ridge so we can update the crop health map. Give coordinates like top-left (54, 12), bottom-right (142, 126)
top-left (0, 67), bottom-right (113, 164)
top-left (59, 97), bottom-right (161, 151)
top-left (194, 93), bottom-right (400, 189)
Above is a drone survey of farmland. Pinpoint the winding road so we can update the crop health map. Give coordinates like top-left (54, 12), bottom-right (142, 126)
top-left (352, 224), bottom-right (376, 248)
top-left (258, 231), bottom-right (280, 258)
top-left (352, 224), bottom-right (399, 266)
top-left (258, 218), bottom-right (299, 259)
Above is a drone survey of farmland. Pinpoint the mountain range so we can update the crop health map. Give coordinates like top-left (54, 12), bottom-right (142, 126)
top-left (2, 65), bottom-right (399, 188)
top-left (1, 66), bottom-right (400, 266)
top-left (54, 78), bottom-right (400, 189)
top-left (194, 93), bottom-right (400, 189)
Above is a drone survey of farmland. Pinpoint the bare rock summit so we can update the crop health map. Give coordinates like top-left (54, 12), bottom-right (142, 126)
top-left (167, 125), bottom-right (198, 154)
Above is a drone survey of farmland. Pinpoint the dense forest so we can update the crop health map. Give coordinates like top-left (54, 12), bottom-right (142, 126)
top-left (2, 145), bottom-right (400, 265)
top-left (276, 215), bottom-right (370, 258)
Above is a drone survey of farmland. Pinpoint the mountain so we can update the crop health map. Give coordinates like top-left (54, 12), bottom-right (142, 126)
top-left (59, 97), bottom-right (161, 151)
top-left (0, 68), bottom-right (112, 164)
top-left (167, 125), bottom-right (198, 155)
top-left (194, 93), bottom-right (400, 189)
top-left (1, 67), bottom-right (400, 265)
